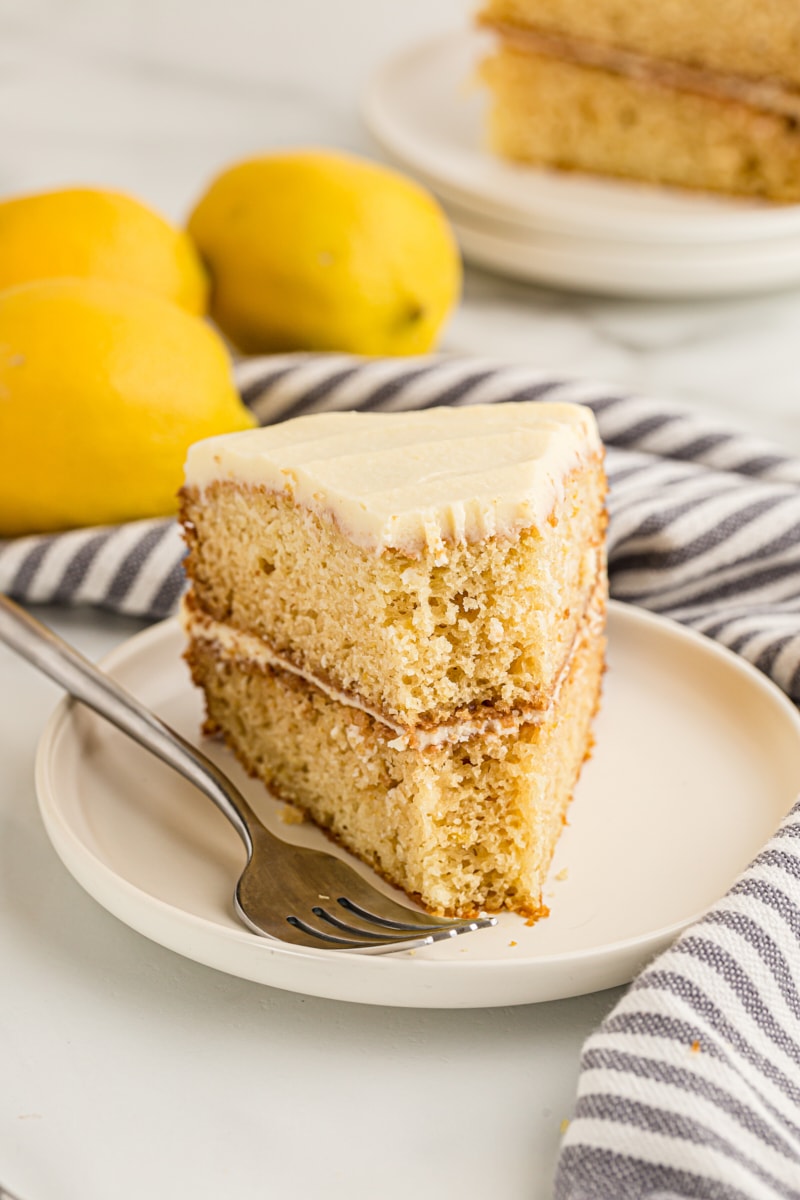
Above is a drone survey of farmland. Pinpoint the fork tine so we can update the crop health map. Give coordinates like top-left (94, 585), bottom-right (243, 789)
top-left (337, 896), bottom-right (496, 934)
top-left (311, 905), bottom-right (434, 940)
top-left (283, 914), bottom-right (461, 952)
top-left (237, 884), bottom-right (494, 952)
top-left (285, 915), bottom-right (418, 946)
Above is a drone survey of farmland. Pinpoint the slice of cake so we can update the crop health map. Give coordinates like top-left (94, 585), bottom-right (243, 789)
top-left (180, 402), bottom-right (607, 918)
top-left (478, 1), bottom-right (800, 201)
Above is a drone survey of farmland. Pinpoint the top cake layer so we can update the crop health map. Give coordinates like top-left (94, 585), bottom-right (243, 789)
top-left (184, 402), bottom-right (600, 558)
top-left (479, 0), bottom-right (800, 87)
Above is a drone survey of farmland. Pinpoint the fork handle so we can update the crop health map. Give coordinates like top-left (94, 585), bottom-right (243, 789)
top-left (0, 594), bottom-right (257, 852)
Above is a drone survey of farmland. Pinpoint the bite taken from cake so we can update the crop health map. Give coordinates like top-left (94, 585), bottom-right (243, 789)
top-left (180, 401), bottom-right (607, 920)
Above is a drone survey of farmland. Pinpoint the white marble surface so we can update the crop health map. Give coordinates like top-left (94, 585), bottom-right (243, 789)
top-left (2, 2), bottom-right (800, 1199)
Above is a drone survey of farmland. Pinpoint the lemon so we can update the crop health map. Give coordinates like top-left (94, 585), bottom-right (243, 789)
top-left (0, 187), bottom-right (208, 314)
top-left (187, 149), bottom-right (461, 355)
top-left (0, 278), bottom-right (254, 536)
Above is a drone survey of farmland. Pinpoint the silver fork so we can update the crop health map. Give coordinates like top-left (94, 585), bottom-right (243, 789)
top-left (0, 596), bottom-right (496, 953)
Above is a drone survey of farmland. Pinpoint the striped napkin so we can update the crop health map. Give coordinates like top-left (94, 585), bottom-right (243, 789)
top-left (4, 352), bottom-right (800, 1197)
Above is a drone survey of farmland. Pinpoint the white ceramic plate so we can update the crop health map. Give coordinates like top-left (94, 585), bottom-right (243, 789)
top-left (447, 203), bottom-right (800, 298)
top-left (36, 603), bottom-right (800, 1009)
top-left (363, 32), bottom-right (800, 246)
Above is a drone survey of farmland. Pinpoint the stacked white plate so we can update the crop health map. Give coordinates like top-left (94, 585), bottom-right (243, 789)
top-left (363, 32), bottom-right (800, 298)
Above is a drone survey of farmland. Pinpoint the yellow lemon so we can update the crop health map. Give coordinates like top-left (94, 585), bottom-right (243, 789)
top-left (0, 187), bottom-right (208, 314)
top-left (0, 278), bottom-right (254, 536)
top-left (187, 149), bottom-right (461, 355)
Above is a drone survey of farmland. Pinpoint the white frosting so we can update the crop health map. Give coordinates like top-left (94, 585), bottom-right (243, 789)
top-left (184, 402), bottom-right (601, 556)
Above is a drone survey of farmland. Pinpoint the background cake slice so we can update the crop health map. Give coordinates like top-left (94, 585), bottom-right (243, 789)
top-left (478, 1), bottom-right (800, 201)
top-left (181, 401), bottom-right (607, 917)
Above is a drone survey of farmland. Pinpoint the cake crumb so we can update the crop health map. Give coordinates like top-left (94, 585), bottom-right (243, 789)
top-left (508, 940), bottom-right (518, 947)
top-left (560, 1119), bottom-right (570, 1134)
top-left (555, 868), bottom-right (569, 882)
top-left (487, 617), bottom-right (505, 643)
top-left (280, 804), bottom-right (306, 825)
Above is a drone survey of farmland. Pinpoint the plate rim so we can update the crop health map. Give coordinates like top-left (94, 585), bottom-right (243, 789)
top-left (34, 601), bottom-right (800, 1007)
top-left (448, 215), bottom-right (800, 298)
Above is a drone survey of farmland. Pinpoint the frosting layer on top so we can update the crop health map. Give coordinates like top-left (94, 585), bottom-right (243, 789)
top-left (184, 401), bottom-right (601, 555)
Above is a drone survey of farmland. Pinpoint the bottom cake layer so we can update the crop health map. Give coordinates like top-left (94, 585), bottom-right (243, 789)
top-left (185, 612), bottom-right (605, 918)
top-left (481, 45), bottom-right (800, 202)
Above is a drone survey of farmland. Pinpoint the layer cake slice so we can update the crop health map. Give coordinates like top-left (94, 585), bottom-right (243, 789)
top-left (180, 401), bottom-right (607, 917)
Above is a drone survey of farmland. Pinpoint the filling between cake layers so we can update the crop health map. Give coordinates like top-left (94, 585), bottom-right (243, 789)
top-left (480, 22), bottom-right (800, 117)
top-left (181, 569), bottom-right (601, 750)
top-left (182, 575), bottom-right (606, 918)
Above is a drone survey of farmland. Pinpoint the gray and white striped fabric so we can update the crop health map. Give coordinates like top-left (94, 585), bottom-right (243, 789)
top-left (4, 351), bottom-right (800, 1197)
top-left (555, 796), bottom-right (800, 1200)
